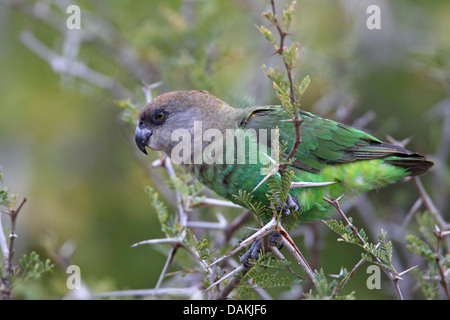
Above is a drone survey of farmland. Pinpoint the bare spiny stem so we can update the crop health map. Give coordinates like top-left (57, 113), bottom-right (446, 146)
top-left (283, 118), bottom-right (303, 167)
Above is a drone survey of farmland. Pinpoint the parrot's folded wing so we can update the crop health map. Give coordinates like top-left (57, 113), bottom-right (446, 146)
top-left (241, 106), bottom-right (433, 176)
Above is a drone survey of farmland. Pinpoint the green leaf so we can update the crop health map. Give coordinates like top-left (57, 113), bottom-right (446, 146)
top-left (114, 99), bottom-right (140, 125)
top-left (11, 251), bottom-right (54, 287)
top-left (145, 186), bottom-right (176, 237)
top-left (322, 219), bottom-right (360, 245)
top-left (233, 190), bottom-right (266, 220)
top-left (0, 187), bottom-right (11, 208)
top-left (281, 1), bottom-right (297, 31)
top-left (296, 75), bottom-right (310, 98)
top-left (406, 234), bottom-right (435, 263)
top-left (256, 25), bottom-right (276, 48)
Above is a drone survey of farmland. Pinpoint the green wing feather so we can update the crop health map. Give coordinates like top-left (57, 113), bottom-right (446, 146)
top-left (240, 106), bottom-right (433, 176)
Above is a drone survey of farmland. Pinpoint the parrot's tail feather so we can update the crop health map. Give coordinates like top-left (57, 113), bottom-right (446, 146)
top-left (384, 156), bottom-right (434, 176)
top-left (353, 142), bottom-right (434, 176)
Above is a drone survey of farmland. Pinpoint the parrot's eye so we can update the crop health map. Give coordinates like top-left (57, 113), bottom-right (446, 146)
top-left (152, 110), bottom-right (167, 124)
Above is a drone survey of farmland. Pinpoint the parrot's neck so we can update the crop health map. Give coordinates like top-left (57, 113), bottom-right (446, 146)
top-left (165, 105), bottom-right (262, 169)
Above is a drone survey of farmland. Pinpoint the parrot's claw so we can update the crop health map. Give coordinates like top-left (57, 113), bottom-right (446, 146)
top-left (240, 238), bottom-right (261, 268)
top-left (278, 194), bottom-right (299, 215)
top-left (240, 232), bottom-right (283, 267)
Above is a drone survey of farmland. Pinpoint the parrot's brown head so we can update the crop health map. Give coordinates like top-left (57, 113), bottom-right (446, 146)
top-left (135, 90), bottom-right (230, 155)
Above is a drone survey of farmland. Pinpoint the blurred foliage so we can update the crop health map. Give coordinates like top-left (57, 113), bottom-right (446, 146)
top-left (0, 0), bottom-right (449, 299)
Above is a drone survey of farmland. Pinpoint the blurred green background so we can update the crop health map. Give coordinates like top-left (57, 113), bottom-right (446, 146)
top-left (0, 0), bottom-right (449, 299)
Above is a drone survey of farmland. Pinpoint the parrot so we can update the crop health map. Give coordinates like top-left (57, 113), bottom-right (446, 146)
top-left (135, 90), bottom-right (433, 264)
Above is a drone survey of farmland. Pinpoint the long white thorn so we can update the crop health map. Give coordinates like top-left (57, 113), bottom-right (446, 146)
top-left (252, 152), bottom-right (280, 193)
top-left (290, 181), bottom-right (337, 189)
top-left (209, 215), bottom-right (278, 267)
top-left (203, 264), bottom-right (246, 293)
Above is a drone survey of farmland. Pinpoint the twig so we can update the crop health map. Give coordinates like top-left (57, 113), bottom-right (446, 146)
top-left (282, 117), bottom-right (304, 169)
top-left (433, 226), bottom-right (450, 299)
top-left (429, 98), bottom-right (450, 212)
top-left (402, 197), bottom-right (423, 230)
top-left (5, 0), bottom-right (148, 88)
top-left (1, 197), bottom-right (27, 300)
top-left (0, 213), bottom-right (9, 260)
top-left (19, 31), bottom-right (132, 99)
top-left (414, 177), bottom-right (448, 229)
top-left (224, 210), bottom-right (253, 243)
top-left (154, 246), bottom-right (179, 295)
top-left (413, 176), bottom-right (450, 262)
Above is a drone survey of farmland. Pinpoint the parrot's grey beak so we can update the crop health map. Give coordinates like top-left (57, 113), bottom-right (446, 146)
top-left (135, 125), bottom-right (152, 155)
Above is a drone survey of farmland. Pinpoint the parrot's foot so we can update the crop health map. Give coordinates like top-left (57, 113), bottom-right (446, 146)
top-left (278, 194), bottom-right (299, 215)
top-left (240, 231), bottom-right (282, 268)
